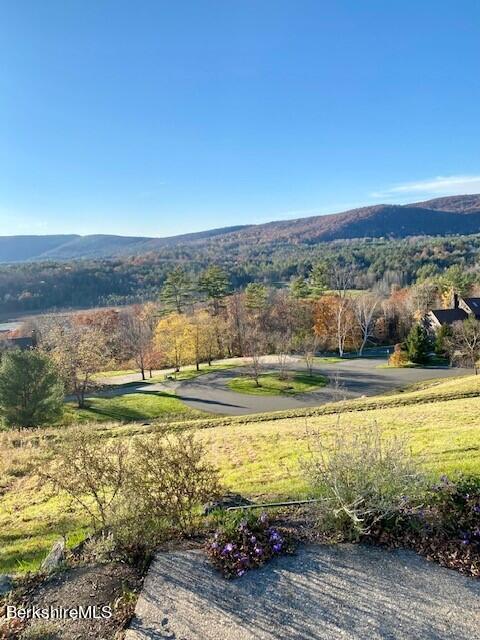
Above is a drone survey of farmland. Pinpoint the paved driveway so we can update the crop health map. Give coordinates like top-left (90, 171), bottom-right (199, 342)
top-left (175, 358), bottom-right (469, 416)
top-left (126, 545), bottom-right (480, 640)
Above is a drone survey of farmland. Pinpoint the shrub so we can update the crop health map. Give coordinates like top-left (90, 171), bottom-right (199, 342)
top-left (42, 428), bottom-right (128, 532)
top-left (370, 475), bottom-right (480, 576)
top-left (388, 343), bottom-right (409, 367)
top-left (0, 350), bottom-right (64, 428)
top-left (43, 427), bottom-right (221, 565)
top-left (126, 432), bottom-right (221, 535)
top-left (421, 475), bottom-right (480, 549)
top-left (302, 421), bottom-right (426, 539)
top-left (205, 510), bottom-right (294, 578)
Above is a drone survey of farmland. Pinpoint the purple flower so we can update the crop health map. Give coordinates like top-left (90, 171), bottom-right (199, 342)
top-left (460, 532), bottom-right (470, 545)
top-left (237, 569), bottom-right (245, 577)
top-left (250, 535), bottom-right (257, 544)
top-left (269, 530), bottom-right (281, 542)
top-left (210, 541), bottom-right (219, 550)
top-left (222, 542), bottom-right (234, 555)
top-left (473, 505), bottom-right (480, 514)
top-left (254, 545), bottom-right (263, 556)
top-left (272, 543), bottom-right (283, 553)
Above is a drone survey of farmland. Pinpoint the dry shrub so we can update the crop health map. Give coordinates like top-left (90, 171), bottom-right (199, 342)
top-left (42, 426), bottom-right (221, 564)
top-left (41, 428), bottom-right (128, 532)
top-left (127, 432), bottom-right (221, 534)
top-left (303, 421), bottom-right (426, 539)
top-left (388, 343), bottom-right (409, 367)
top-left (0, 429), bottom-right (52, 493)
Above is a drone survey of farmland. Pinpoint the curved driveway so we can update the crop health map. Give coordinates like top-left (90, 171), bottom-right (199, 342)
top-left (176, 358), bottom-right (469, 416)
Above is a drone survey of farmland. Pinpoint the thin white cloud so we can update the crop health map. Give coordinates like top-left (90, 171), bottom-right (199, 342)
top-left (372, 175), bottom-right (480, 199)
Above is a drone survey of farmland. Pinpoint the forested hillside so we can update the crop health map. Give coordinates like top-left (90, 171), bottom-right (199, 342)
top-left (2, 194), bottom-right (480, 263)
top-left (2, 232), bottom-right (480, 315)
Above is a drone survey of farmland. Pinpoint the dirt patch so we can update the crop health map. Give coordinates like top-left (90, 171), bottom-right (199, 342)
top-left (2, 563), bottom-right (141, 640)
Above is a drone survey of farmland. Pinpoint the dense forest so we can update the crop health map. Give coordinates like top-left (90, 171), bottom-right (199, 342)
top-left (2, 233), bottom-right (480, 316)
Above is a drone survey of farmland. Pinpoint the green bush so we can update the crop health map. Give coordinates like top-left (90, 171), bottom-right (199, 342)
top-left (0, 350), bottom-right (64, 428)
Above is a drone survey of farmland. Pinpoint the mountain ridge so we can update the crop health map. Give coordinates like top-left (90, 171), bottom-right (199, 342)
top-left (2, 194), bottom-right (480, 263)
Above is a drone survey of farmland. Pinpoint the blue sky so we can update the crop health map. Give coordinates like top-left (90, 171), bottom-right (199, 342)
top-left (1, 1), bottom-right (480, 237)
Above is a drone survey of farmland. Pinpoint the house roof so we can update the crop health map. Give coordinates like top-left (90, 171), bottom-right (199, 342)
top-left (429, 308), bottom-right (468, 325)
top-left (461, 298), bottom-right (480, 317)
top-left (0, 336), bottom-right (35, 350)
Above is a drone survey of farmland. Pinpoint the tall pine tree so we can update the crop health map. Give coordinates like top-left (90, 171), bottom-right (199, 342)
top-left (405, 323), bottom-right (431, 364)
top-left (0, 350), bottom-right (64, 428)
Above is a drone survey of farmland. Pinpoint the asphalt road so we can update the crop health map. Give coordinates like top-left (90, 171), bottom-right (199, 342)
top-left (175, 357), bottom-right (469, 416)
top-left (125, 544), bottom-right (480, 640)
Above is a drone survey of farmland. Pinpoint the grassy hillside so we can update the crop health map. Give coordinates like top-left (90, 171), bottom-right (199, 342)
top-left (1, 374), bottom-right (479, 574)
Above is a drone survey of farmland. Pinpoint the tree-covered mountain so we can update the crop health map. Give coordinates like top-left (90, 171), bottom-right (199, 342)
top-left (2, 195), bottom-right (480, 263)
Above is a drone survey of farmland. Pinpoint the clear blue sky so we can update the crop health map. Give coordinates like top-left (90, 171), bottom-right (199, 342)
top-left (2, 1), bottom-right (480, 237)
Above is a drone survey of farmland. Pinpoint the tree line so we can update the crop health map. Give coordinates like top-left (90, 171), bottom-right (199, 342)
top-left (4, 232), bottom-right (480, 315)
top-left (2, 257), bottom-right (480, 428)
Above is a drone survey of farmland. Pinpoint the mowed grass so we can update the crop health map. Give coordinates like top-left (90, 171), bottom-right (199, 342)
top-left (1, 374), bottom-right (480, 574)
top-left (227, 372), bottom-right (328, 396)
top-left (62, 391), bottom-right (206, 424)
top-left (95, 362), bottom-right (241, 383)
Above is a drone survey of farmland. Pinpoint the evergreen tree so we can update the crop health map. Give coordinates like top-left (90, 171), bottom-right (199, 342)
top-left (198, 266), bottom-right (230, 314)
top-left (245, 283), bottom-right (268, 312)
top-left (309, 261), bottom-right (329, 297)
top-left (0, 350), bottom-right (64, 428)
top-left (289, 276), bottom-right (311, 299)
top-left (160, 266), bottom-right (193, 313)
top-left (405, 323), bottom-right (431, 364)
top-left (434, 323), bottom-right (453, 358)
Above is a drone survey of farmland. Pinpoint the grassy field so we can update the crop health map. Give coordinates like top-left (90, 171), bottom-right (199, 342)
top-left (1, 373), bottom-right (479, 574)
top-left (64, 363), bottom-right (241, 424)
top-left (228, 372), bottom-right (328, 396)
top-left (63, 391), bottom-right (206, 424)
top-left (95, 362), bottom-right (241, 382)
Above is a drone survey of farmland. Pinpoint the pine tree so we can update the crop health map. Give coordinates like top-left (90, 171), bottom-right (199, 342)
top-left (198, 266), bottom-right (230, 314)
top-left (405, 324), bottom-right (431, 364)
top-left (160, 266), bottom-right (193, 313)
top-left (245, 283), bottom-right (268, 312)
top-left (0, 350), bottom-right (64, 428)
top-left (289, 276), bottom-right (311, 299)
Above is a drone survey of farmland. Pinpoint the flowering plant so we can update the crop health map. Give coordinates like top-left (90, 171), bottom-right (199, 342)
top-left (205, 510), bottom-right (294, 578)
top-left (370, 475), bottom-right (480, 576)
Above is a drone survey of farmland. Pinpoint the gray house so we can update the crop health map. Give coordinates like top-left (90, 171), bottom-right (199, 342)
top-left (427, 294), bottom-right (480, 331)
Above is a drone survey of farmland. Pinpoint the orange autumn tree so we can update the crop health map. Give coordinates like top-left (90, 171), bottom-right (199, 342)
top-left (314, 295), bottom-right (360, 357)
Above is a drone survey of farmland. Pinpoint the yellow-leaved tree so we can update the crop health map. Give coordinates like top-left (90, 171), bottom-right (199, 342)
top-left (155, 313), bottom-right (194, 372)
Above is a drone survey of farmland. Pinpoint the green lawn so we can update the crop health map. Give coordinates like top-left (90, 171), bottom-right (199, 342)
top-left (93, 368), bottom-right (139, 379)
top-left (63, 391), bottom-right (206, 424)
top-left (227, 372), bottom-right (328, 396)
top-left (95, 362), bottom-right (241, 383)
top-left (159, 363), bottom-right (240, 382)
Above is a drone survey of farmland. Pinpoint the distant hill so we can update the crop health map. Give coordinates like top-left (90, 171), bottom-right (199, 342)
top-left (2, 194), bottom-right (480, 263)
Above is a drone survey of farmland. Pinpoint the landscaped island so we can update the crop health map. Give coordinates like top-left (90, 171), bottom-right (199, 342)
top-left (227, 371), bottom-right (328, 395)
